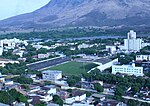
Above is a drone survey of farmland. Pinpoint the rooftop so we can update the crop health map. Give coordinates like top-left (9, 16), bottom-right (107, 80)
top-left (94, 58), bottom-right (112, 64)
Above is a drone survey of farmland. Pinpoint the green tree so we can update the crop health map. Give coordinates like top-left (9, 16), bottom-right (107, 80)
top-left (115, 86), bottom-right (125, 96)
top-left (13, 76), bottom-right (33, 84)
top-left (127, 99), bottom-right (138, 106)
top-left (94, 83), bottom-right (104, 92)
top-left (85, 91), bottom-right (92, 97)
top-left (0, 91), bottom-right (9, 104)
top-left (52, 95), bottom-right (63, 106)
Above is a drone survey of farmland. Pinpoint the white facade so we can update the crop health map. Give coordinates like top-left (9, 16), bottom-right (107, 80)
top-left (123, 30), bottom-right (150, 52)
top-left (0, 38), bottom-right (28, 50)
top-left (0, 47), bottom-right (3, 56)
top-left (42, 70), bottom-right (62, 81)
top-left (124, 38), bottom-right (142, 51)
top-left (38, 53), bottom-right (50, 59)
top-left (78, 43), bottom-right (93, 50)
top-left (0, 58), bottom-right (19, 67)
top-left (65, 94), bottom-right (86, 104)
top-left (136, 55), bottom-right (150, 61)
top-left (106, 46), bottom-right (117, 54)
top-left (112, 63), bottom-right (143, 76)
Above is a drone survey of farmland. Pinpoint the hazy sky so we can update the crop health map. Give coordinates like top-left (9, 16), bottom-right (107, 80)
top-left (0, 0), bottom-right (50, 20)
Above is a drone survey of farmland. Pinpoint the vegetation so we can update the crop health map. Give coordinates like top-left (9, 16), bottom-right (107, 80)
top-left (0, 89), bottom-right (28, 105)
top-left (13, 76), bottom-right (33, 84)
top-left (94, 83), bottom-right (104, 92)
top-left (67, 75), bottom-right (81, 86)
top-left (83, 70), bottom-right (150, 96)
top-left (35, 102), bottom-right (46, 106)
top-left (0, 28), bottom-right (127, 40)
top-left (1, 50), bottom-right (20, 60)
top-left (0, 62), bottom-right (27, 75)
top-left (52, 95), bottom-right (63, 106)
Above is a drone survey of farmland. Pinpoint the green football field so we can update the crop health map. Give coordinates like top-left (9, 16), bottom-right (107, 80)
top-left (46, 61), bottom-right (98, 76)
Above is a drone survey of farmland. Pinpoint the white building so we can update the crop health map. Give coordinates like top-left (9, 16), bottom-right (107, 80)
top-left (0, 38), bottom-right (28, 50)
top-left (124, 30), bottom-right (142, 51)
top-left (65, 94), bottom-right (86, 104)
top-left (0, 58), bottom-right (19, 67)
top-left (123, 30), bottom-right (150, 52)
top-left (42, 70), bottom-right (62, 81)
top-left (38, 53), bottom-right (50, 59)
top-left (106, 46), bottom-right (117, 54)
top-left (0, 47), bottom-right (3, 55)
top-left (136, 55), bottom-right (150, 61)
top-left (78, 43), bottom-right (93, 50)
top-left (112, 63), bottom-right (144, 76)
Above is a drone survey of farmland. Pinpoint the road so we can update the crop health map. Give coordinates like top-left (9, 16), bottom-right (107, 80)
top-left (123, 96), bottom-right (150, 104)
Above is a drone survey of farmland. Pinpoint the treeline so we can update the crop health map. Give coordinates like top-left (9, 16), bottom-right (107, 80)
top-left (0, 28), bottom-right (127, 40)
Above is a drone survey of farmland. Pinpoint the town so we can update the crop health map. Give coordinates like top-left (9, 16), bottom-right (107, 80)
top-left (0, 30), bottom-right (149, 106)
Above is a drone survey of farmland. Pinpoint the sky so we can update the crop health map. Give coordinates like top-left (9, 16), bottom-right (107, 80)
top-left (0, 0), bottom-right (51, 20)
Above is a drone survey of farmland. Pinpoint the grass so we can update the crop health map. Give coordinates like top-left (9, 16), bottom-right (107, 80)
top-left (46, 61), bottom-right (98, 76)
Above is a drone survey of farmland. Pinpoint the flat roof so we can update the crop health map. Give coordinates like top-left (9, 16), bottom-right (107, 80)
top-left (94, 58), bottom-right (112, 64)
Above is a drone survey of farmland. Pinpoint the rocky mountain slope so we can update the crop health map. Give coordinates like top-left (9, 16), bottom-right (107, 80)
top-left (1, 0), bottom-right (150, 30)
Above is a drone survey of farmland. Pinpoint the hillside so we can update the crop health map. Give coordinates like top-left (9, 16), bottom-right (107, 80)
top-left (1, 0), bottom-right (150, 30)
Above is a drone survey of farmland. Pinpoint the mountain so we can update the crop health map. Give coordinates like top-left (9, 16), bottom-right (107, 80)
top-left (1, 0), bottom-right (150, 30)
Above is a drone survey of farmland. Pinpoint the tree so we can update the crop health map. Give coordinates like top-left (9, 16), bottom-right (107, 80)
top-left (127, 99), bottom-right (138, 106)
top-left (67, 75), bottom-right (81, 86)
top-left (131, 86), bottom-right (139, 95)
top-left (0, 91), bottom-right (9, 104)
top-left (94, 83), bottom-right (104, 92)
top-left (13, 76), bottom-right (33, 84)
top-left (140, 102), bottom-right (150, 106)
top-left (85, 91), bottom-right (92, 97)
top-left (115, 86), bottom-right (125, 96)
top-left (53, 95), bottom-right (63, 106)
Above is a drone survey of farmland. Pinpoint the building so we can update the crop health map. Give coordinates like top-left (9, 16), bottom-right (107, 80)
top-left (124, 30), bottom-right (142, 51)
top-left (123, 30), bottom-right (150, 52)
top-left (112, 63), bottom-right (144, 76)
top-left (0, 58), bottom-right (19, 67)
top-left (136, 55), bottom-right (150, 61)
top-left (78, 43), bottom-right (93, 50)
top-left (0, 38), bottom-right (28, 50)
top-left (106, 46), bottom-right (117, 54)
top-left (38, 53), bottom-right (50, 59)
top-left (42, 70), bottom-right (62, 81)
top-left (0, 47), bottom-right (3, 56)
top-left (65, 90), bottom-right (86, 105)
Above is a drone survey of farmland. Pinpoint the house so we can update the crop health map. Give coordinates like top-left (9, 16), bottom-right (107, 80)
top-left (38, 53), bottom-right (50, 59)
top-left (65, 90), bottom-right (86, 104)
top-left (101, 99), bottom-right (127, 106)
top-left (136, 55), bottom-right (150, 61)
top-left (0, 58), bottom-right (19, 67)
top-left (91, 93), bottom-right (106, 101)
top-left (0, 103), bottom-right (9, 106)
top-left (41, 85), bottom-right (57, 95)
top-left (42, 70), bottom-right (62, 81)
top-left (13, 102), bottom-right (26, 106)
top-left (0, 76), bottom-right (5, 83)
top-left (12, 49), bottom-right (24, 57)
top-left (29, 85), bottom-right (41, 93)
